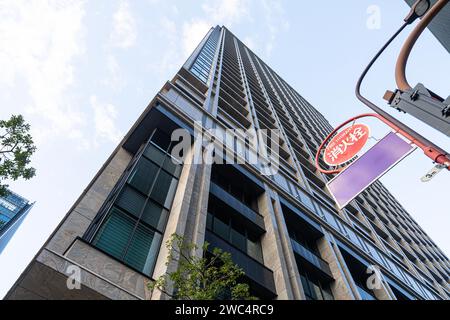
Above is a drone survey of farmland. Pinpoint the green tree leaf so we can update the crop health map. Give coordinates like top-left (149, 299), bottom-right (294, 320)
top-left (0, 115), bottom-right (36, 197)
top-left (149, 234), bottom-right (257, 300)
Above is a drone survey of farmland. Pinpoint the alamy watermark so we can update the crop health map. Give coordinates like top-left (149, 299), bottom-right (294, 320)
top-left (169, 121), bottom-right (281, 176)
top-left (66, 265), bottom-right (81, 290)
top-left (366, 5), bottom-right (381, 30)
top-left (366, 265), bottom-right (383, 291)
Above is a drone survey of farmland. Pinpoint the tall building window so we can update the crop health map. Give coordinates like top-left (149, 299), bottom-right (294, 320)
top-left (190, 28), bottom-right (220, 83)
top-left (206, 205), bottom-right (263, 263)
top-left (91, 129), bottom-right (182, 276)
top-left (210, 169), bottom-right (258, 211)
top-left (299, 268), bottom-right (334, 300)
top-left (0, 192), bottom-right (29, 231)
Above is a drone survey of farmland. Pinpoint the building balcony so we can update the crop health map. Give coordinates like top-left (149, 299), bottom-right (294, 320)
top-left (309, 182), bottom-right (335, 206)
top-left (421, 247), bottom-right (435, 262)
top-left (221, 76), bottom-right (245, 97)
top-left (209, 182), bottom-right (265, 232)
top-left (205, 230), bottom-right (277, 298)
top-left (283, 128), bottom-right (299, 143)
top-left (218, 97), bottom-right (251, 128)
top-left (368, 219), bottom-right (389, 240)
top-left (365, 197), bottom-right (378, 210)
top-left (385, 223), bottom-right (402, 242)
top-left (410, 243), bottom-right (426, 262)
top-left (219, 76), bottom-right (245, 98)
top-left (219, 88), bottom-right (248, 116)
top-left (290, 238), bottom-right (332, 278)
top-left (301, 164), bottom-right (325, 189)
top-left (424, 263), bottom-right (443, 283)
top-left (255, 109), bottom-right (276, 129)
top-left (415, 265), bottom-right (437, 289)
top-left (398, 242), bottom-right (415, 262)
top-left (222, 61), bottom-right (241, 77)
top-left (276, 109), bottom-right (292, 125)
top-left (220, 71), bottom-right (244, 94)
top-left (381, 238), bottom-right (404, 262)
top-left (294, 149), bottom-right (316, 173)
top-left (359, 204), bottom-right (376, 221)
top-left (376, 211), bottom-right (390, 225)
top-left (178, 67), bottom-right (209, 94)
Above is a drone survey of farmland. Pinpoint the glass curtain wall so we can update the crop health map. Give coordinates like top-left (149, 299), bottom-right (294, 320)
top-left (92, 129), bottom-right (182, 276)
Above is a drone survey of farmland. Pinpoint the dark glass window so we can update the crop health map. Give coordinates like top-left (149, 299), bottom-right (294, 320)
top-left (210, 169), bottom-right (258, 211)
top-left (290, 229), bottom-right (320, 256)
top-left (190, 28), bottom-right (220, 83)
top-left (231, 228), bottom-right (247, 252)
top-left (116, 186), bottom-right (146, 218)
top-left (140, 201), bottom-right (169, 233)
top-left (122, 223), bottom-right (161, 275)
top-left (299, 269), bottom-right (333, 300)
top-left (206, 208), bottom-right (263, 263)
top-left (128, 159), bottom-right (159, 195)
top-left (93, 208), bottom-right (135, 260)
top-left (212, 212), bottom-right (230, 241)
top-left (247, 234), bottom-right (263, 262)
top-left (150, 170), bottom-right (178, 207)
top-left (91, 128), bottom-right (181, 276)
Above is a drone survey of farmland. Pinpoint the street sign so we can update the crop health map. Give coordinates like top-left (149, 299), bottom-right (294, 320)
top-left (326, 132), bottom-right (415, 209)
top-left (323, 123), bottom-right (370, 166)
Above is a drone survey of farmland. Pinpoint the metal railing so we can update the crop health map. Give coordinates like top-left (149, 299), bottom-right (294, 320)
top-left (205, 230), bottom-right (276, 294)
top-left (290, 238), bottom-right (332, 277)
top-left (209, 182), bottom-right (265, 231)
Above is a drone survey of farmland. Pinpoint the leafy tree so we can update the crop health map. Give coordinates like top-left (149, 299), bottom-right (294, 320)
top-left (0, 115), bottom-right (36, 197)
top-left (150, 234), bottom-right (257, 300)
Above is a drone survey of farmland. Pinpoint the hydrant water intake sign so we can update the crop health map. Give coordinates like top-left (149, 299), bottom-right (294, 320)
top-left (323, 123), bottom-right (370, 166)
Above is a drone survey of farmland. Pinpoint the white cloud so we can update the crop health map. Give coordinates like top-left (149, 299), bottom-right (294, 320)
top-left (202, 0), bottom-right (250, 27)
top-left (261, 0), bottom-right (290, 57)
top-left (170, 4), bottom-right (179, 16)
top-left (90, 95), bottom-right (122, 144)
top-left (0, 0), bottom-right (87, 145)
top-left (243, 36), bottom-right (256, 51)
top-left (157, 16), bottom-right (181, 72)
top-left (110, 0), bottom-right (137, 49)
top-left (161, 15), bottom-right (177, 35)
top-left (181, 0), bottom-right (250, 57)
top-left (182, 20), bottom-right (211, 57)
top-left (102, 54), bottom-right (125, 90)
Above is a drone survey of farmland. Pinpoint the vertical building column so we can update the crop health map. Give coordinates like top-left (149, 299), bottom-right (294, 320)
top-left (258, 189), bottom-right (304, 300)
top-left (151, 147), bottom-right (200, 300)
top-left (182, 160), bottom-right (212, 258)
top-left (317, 234), bottom-right (360, 300)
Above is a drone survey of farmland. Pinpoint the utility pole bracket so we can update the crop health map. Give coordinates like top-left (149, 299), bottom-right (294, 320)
top-left (385, 83), bottom-right (450, 137)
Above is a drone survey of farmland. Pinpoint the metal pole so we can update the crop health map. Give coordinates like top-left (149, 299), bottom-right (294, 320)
top-left (395, 0), bottom-right (449, 91)
top-left (355, 6), bottom-right (450, 170)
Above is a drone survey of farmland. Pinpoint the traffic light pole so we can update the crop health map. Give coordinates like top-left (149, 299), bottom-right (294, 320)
top-left (396, 0), bottom-right (449, 92)
top-left (355, 2), bottom-right (450, 170)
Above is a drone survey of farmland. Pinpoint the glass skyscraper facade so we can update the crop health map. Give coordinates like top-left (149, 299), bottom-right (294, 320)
top-left (6, 26), bottom-right (449, 300)
top-left (0, 190), bottom-right (33, 254)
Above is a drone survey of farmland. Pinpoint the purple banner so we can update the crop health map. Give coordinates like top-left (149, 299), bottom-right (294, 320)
top-left (327, 132), bottom-right (414, 209)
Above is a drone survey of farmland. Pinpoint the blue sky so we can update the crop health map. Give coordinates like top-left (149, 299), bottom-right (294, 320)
top-left (0, 0), bottom-right (449, 297)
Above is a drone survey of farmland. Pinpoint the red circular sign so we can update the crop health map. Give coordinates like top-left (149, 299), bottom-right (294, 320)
top-left (323, 123), bottom-right (370, 166)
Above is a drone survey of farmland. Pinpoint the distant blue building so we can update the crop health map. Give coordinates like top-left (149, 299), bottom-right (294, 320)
top-left (0, 190), bottom-right (33, 254)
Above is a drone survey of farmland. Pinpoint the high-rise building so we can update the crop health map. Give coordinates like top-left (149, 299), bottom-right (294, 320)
top-left (6, 26), bottom-right (449, 300)
top-left (0, 190), bottom-right (33, 254)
